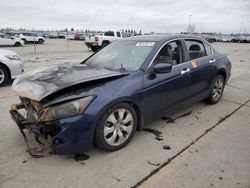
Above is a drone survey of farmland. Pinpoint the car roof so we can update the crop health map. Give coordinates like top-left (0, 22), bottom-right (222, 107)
top-left (123, 34), bottom-right (206, 43)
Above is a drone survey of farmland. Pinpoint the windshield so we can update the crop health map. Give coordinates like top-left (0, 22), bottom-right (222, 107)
top-left (85, 41), bottom-right (155, 72)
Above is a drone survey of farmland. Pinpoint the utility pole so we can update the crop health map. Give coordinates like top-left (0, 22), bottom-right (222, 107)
top-left (33, 28), bottom-right (37, 54)
top-left (188, 14), bottom-right (192, 33)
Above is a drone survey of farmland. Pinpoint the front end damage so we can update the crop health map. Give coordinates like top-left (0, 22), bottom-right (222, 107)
top-left (10, 97), bottom-right (59, 157)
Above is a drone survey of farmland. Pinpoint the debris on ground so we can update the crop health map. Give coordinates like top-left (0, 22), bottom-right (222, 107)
top-left (143, 128), bottom-right (163, 141)
top-left (160, 116), bottom-right (175, 123)
top-left (73, 153), bottom-right (89, 161)
top-left (112, 176), bottom-right (121, 182)
top-left (163, 145), bottom-right (171, 150)
top-left (161, 111), bottom-right (193, 123)
top-left (194, 115), bottom-right (199, 120)
top-left (147, 160), bottom-right (160, 166)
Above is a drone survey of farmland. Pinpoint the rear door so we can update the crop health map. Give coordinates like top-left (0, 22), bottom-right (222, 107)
top-left (142, 40), bottom-right (193, 117)
top-left (183, 39), bottom-right (216, 96)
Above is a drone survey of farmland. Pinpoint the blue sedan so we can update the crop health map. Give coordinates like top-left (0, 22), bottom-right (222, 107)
top-left (10, 35), bottom-right (231, 156)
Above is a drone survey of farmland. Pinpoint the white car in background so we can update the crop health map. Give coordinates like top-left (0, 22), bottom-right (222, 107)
top-left (0, 33), bottom-right (24, 47)
top-left (0, 49), bottom-right (24, 86)
top-left (14, 33), bottom-right (45, 44)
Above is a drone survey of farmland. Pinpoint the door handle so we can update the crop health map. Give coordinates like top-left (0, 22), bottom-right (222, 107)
top-left (210, 59), bottom-right (216, 64)
top-left (181, 68), bottom-right (190, 75)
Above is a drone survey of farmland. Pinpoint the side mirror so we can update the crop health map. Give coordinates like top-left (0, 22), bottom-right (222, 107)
top-left (153, 63), bottom-right (172, 74)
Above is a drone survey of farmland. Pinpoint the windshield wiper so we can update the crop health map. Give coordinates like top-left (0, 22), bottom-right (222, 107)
top-left (119, 64), bottom-right (127, 72)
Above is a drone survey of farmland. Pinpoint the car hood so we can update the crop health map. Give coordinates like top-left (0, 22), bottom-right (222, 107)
top-left (12, 64), bottom-right (124, 101)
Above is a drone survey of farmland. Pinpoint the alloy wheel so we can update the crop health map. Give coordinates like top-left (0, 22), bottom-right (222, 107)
top-left (212, 78), bottom-right (224, 101)
top-left (104, 108), bottom-right (134, 146)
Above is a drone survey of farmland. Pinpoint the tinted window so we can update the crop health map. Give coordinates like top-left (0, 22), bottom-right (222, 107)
top-left (116, 32), bottom-right (121, 37)
top-left (154, 41), bottom-right (182, 66)
top-left (204, 43), bottom-right (212, 56)
top-left (104, 31), bottom-right (114, 36)
top-left (185, 40), bottom-right (206, 60)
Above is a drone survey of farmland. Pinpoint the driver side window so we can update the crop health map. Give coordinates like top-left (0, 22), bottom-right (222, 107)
top-left (154, 41), bottom-right (182, 66)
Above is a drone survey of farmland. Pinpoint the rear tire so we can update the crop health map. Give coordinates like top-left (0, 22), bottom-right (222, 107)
top-left (91, 46), bottom-right (99, 52)
top-left (0, 65), bottom-right (10, 87)
top-left (95, 103), bottom-right (137, 151)
top-left (14, 42), bottom-right (21, 47)
top-left (102, 42), bottom-right (109, 48)
top-left (205, 75), bottom-right (225, 104)
top-left (38, 39), bottom-right (44, 44)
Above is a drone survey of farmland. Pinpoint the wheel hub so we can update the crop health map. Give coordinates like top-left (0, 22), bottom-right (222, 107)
top-left (104, 108), bottom-right (133, 146)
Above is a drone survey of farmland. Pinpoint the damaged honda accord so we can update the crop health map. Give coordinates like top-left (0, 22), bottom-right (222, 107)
top-left (10, 35), bottom-right (231, 157)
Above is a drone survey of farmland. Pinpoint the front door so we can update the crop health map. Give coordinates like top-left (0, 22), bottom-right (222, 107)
top-left (141, 40), bottom-right (193, 118)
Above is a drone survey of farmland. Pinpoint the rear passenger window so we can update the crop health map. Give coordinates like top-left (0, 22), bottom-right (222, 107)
top-left (185, 40), bottom-right (206, 60)
top-left (204, 43), bottom-right (212, 56)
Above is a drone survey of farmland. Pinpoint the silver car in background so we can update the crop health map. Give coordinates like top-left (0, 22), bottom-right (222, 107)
top-left (0, 49), bottom-right (24, 86)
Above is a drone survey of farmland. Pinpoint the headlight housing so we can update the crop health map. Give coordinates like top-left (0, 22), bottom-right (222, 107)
top-left (40, 96), bottom-right (94, 121)
top-left (5, 54), bottom-right (21, 60)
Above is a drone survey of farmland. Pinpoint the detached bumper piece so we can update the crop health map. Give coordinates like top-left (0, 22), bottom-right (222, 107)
top-left (10, 103), bottom-right (52, 158)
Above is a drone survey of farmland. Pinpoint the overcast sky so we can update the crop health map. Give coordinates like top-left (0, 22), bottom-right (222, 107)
top-left (1, 0), bottom-right (249, 33)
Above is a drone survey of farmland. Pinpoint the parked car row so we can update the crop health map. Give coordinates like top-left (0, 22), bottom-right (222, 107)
top-left (41, 32), bottom-right (87, 41)
top-left (203, 35), bottom-right (250, 43)
top-left (1, 32), bottom-right (45, 46)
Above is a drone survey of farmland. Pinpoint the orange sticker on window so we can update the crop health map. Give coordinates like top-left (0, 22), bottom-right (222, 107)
top-left (192, 61), bottom-right (198, 69)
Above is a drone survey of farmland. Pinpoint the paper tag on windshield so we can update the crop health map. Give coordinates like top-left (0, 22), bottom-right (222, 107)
top-left (136, 42), bottom-right (155, 47)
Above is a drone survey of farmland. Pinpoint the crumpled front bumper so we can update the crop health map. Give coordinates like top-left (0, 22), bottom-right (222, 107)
top-left (10, 103), bottom-right (94, 157)
top-left (10, 103), bottom-right (53, 157)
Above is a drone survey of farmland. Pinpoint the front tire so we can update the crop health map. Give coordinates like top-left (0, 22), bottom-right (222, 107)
top-left (0, 65), bottom-right (10, 87)
top-left (21, 39), bottom-right (27, 44)
top-left (95, 103), bottom-right (137, 151)
top-left (205, 75), bottom-right (225, 104)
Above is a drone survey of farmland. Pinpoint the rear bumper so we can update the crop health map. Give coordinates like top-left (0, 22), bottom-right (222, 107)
top-left (85, 42), bottom-right (98, 48)
top-left (10, 103), bottom-right (94, 156)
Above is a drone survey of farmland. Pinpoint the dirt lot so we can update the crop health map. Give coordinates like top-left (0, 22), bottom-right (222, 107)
top-left (0, 39), bottom-right (250, 188)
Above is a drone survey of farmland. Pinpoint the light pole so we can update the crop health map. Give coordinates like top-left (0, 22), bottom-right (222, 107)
top-left (188, 14), bottom-right (192, 33)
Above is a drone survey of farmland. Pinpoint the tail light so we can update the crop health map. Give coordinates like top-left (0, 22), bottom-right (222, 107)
top-left (95, 37), bottom-right (98, 42)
